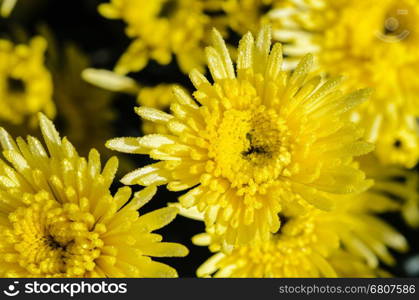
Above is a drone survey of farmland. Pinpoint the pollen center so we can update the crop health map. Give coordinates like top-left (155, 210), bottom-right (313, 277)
top-left (5, 192), bottom-right (103, 277)
top-left (158, 0), bottom-right (178, 18)
top-left (213, 106), bottom-right (292, 189)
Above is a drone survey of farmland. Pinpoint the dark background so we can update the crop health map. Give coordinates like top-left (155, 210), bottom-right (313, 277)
top-left (0, 0), bottom-right (418, 277)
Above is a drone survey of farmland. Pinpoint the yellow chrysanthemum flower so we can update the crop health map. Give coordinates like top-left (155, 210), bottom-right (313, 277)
top-left (107, 26), bottom-right (374, 246)
top-left (0, 0), bottom-right (16, 17)
top-left (98, 0), bottom-right (224, 74)
top-left (193, 192), bottom-right (406, 278)
top-left (270, 0), bottom-right (419, 167)
top-left (0, 37), bottom-right (54, 127)
top-left (0, 114), bottom-right (188, 277)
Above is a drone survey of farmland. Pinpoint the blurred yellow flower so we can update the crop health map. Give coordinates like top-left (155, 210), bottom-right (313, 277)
top-left (220, 0), bottom-right (274, 34)
top-left (0, 114), bottom-right (188, 277)
top-left (107, 26), bottom-right (373, 246)
top-left (0, 37), bottom-right (54, 127)
top-left (99, 0), bottom-right (223, 74)
top-left (50, 43), bottom-right (116, 158)
top-left (3, 26), bottom-right (124, 170)
top-left (271, 0), bottom-right (419, 167)
top-left (194, 193), bottom-right (406, 277)
top-left (372, 109), bottom-right (418, 168)
top-left (81, 68), bottom-right (181, 135)
top-left (0, 0), bottom-right (16, 17)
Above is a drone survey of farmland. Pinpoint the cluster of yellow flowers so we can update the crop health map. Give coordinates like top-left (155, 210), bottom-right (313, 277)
top-left (0, 0), bottom-right (417, 278)
top-left (0, 37), bottom-right (54, 126)
top-left (105, 26), bottom-right (411, 277)
top-left (98, 0), bottom-right (222, 74)
top-left (271, 0), bottom-right (419, 169)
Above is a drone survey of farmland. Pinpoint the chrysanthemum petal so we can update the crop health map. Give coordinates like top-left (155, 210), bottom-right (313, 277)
top-left (137, 207), bottom-right (179, 232)
top-left (140, 242), bottom-right (189, 257)
top-left (135, 106), bottom-right (173, 124)
top-left (106, 137), bottom-right (146, 154)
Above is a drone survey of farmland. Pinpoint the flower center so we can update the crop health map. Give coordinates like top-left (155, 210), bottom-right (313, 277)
top-left (7, 77), bottom-right (26, 94)
top-left (158, 0), bottom-right (178, 18)
top-left (393, 139), bottom-right (402, 148)
top-left (213, 106), bottom-right (292, 189)
top-left (389, 129), bottom-right (417, 156)
top-left (4, 192), bottom-right (104, 277)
